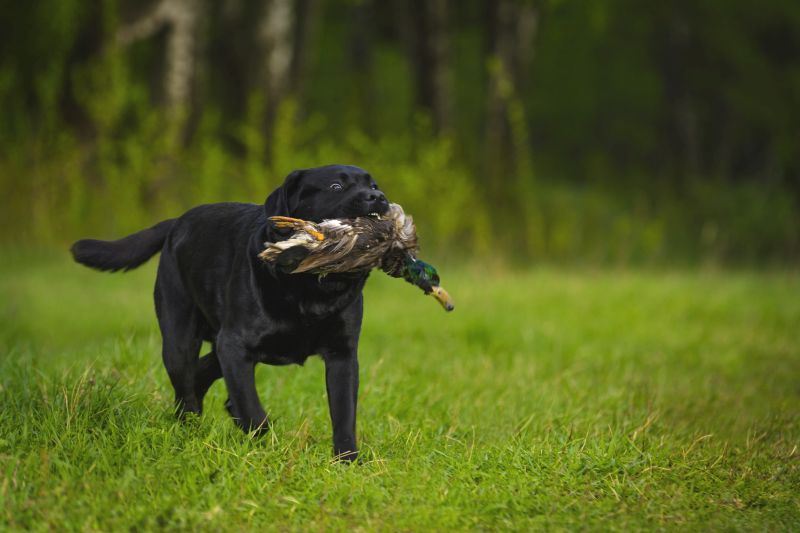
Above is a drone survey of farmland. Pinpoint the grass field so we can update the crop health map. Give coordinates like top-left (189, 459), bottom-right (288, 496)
top-left (1, 251), bottom-right (798, 531)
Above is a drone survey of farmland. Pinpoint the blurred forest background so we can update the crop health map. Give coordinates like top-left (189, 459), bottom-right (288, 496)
top-left (1, 0), bottom-right (799, 265)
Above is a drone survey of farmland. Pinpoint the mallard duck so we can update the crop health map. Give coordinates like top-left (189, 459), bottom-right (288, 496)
top-left (258, 203), bottom-right (454, 311)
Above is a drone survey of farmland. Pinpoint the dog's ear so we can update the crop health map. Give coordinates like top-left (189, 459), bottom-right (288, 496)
top-left (264, 170), bottom-right (304, 242)
top-left (264, 170), bottom-right (303, 217)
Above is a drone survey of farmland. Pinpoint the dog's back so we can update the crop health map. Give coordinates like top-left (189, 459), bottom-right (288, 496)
top-left (71, 202), bottom-right (261, 275)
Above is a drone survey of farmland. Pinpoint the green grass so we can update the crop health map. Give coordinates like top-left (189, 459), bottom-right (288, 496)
top-left (1, 251), bottom-right (799, 531)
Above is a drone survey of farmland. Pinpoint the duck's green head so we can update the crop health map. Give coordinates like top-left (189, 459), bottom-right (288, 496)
top-left (401, 257), bottom-right (454, 312)
top-left (402, 258), bottom-right (439, 290)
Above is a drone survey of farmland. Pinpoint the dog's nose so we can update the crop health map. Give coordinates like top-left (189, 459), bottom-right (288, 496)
top-left (366, 191), bottom-right (386, 203)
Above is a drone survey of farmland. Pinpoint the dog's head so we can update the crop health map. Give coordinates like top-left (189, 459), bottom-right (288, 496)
top-left (264, 165), bottom-right (390, 221)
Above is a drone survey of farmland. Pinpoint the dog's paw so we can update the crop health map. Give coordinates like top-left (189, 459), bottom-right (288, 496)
top-left (224, 399), bottom-right (271, 437)
top-left (175, 399), bottom-right (202, 419)
top-left (332, 449), bottom-right (359, 463)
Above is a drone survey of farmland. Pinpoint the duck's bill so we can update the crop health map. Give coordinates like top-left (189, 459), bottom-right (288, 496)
top-left (430, 286), bottom-right (455, 312)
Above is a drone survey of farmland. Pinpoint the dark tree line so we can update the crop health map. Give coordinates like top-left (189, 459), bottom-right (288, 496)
top-left (1, 0), bottom-right (799, 261)
top-left (3, 0), bottom-right (798, 188)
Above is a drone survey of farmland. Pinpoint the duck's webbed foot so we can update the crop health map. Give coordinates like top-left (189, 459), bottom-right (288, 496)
top-left (269, 216), bottom-right (325, 241)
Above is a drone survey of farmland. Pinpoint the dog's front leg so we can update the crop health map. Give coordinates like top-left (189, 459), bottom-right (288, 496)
top-left (322, 351), bottom-right (359, 461)
top-left (217, 334), bottom-right (269, 435)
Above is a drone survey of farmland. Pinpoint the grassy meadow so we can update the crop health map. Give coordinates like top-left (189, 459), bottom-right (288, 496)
top-left (1, 250), bottom-right (798, 530)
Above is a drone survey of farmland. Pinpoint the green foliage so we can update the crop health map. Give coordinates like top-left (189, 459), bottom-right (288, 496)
top-left (0, 0), bottom-right (799, 264)
top-left (1, 253), bottom-right (799, 529)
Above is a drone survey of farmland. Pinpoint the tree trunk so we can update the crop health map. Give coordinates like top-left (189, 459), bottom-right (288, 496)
top-left (483, 0), bottom-right (539, 186)
top-left (258, 0), bottom-right (293, 102)
top-left (655, 8), bottom-right (701, 182)
top-left (347, 1), bottom-right (375, 134)
top-left (258, 0), bottom-right (294, 145)
top-left (117, 0), bottom-right (200, 113)
top-left (482, 0), bottom-right (541, 255)
top-left (408, 0), bottom-right (450, 134)
top-left (290, 0), bottom-right (322, 108)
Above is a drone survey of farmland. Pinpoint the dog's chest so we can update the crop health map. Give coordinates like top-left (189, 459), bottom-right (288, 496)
top-left (255, 332), bottom-right (315, 365)
top-left (248, 276), bottom-right (364, 365)
top-left (249, 319), bottom-right (331, 365)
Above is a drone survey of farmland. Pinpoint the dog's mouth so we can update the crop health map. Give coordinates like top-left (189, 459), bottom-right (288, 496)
top-left (352, 202), bottom-right (389, 220)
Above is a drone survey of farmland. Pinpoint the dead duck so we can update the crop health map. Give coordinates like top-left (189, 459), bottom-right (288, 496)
top-left (258, 203), bottom-right (454, 311)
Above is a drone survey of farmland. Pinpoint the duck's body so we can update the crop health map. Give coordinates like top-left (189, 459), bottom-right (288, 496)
top-left (260, 203), bottom-right (417, 276)
top-left (258, 203), bottom-right (453, 311)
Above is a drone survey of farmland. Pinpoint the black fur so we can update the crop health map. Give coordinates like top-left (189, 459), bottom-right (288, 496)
top-left (71, 219), bottom-right (176, 272)
top-left (71, 165), bottom-right (389, 461)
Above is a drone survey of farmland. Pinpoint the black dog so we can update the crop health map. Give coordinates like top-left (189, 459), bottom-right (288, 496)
top-left (71, 165), bottom-right (390, 461)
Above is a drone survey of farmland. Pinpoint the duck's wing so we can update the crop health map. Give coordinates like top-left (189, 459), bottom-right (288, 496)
top-left (258, 217), bottom-right (321, 265)
top-left (257, 232), bottom-right (315, 263)
top-left (290, 219), bottom-right (362, 273)
top-left (261, 214), bottom-right (404, 275)
top-left (292, 217), bottom-right (398, 274)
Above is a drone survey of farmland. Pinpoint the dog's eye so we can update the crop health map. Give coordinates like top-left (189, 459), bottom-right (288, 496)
top-left (330, 183), bottom-right (343, 191)
top-left (370, 183), bottom-right (378, 190)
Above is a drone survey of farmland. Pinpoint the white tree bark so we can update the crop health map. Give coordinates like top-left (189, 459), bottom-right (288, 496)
top-left (258, 0), bottom-right (294, 102)
top-left (117, 0), bottom-right (200, 111)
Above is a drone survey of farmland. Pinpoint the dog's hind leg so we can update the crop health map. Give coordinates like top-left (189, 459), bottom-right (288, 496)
top-left (155, 264), bottom-right (204, 417)
top-left (194, 348), bottom-right (223, 404)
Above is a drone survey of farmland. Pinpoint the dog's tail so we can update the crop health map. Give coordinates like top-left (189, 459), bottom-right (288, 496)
top-left (71, 219), bottom-right (177, 272)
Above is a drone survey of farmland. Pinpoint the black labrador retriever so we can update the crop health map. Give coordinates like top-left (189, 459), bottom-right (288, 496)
top-left (71, 165), bottom-right (390, 461)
